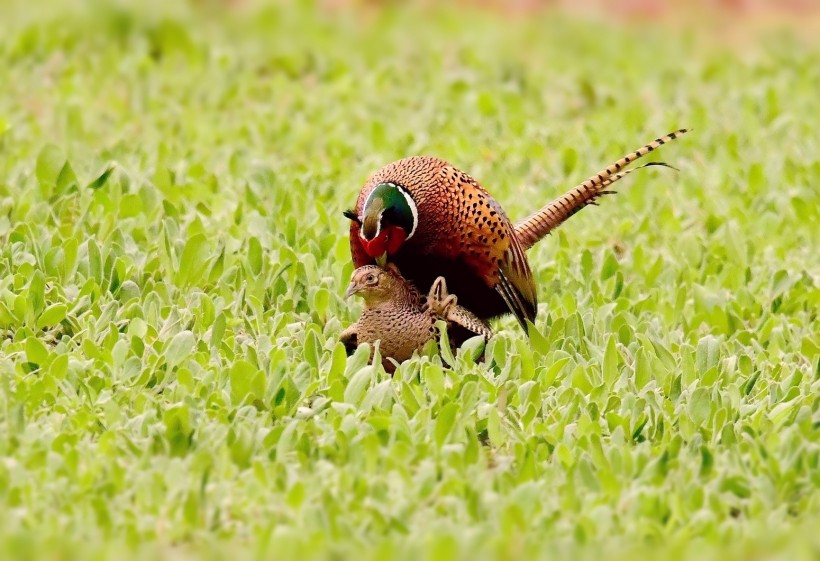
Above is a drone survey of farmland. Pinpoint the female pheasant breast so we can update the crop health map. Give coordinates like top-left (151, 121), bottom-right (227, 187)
top-left (349, 155), bottom-right (538, 328)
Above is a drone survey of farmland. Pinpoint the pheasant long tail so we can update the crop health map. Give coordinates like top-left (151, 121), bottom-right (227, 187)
top-left (514, 128), bottom-right (690, 251)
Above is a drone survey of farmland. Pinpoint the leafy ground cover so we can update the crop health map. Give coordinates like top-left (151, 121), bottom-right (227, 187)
top-left (0, 1), bottom-right (818, 559)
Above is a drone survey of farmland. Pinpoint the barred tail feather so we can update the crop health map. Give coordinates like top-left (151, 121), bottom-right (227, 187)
top-left (515, 128), bottom-right (690, 251)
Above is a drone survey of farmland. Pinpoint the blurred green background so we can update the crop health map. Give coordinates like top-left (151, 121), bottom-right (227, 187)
top-left (0, 1), bottom-right (817, 560)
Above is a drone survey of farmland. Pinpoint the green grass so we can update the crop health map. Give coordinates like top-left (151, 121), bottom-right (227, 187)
top-left (0, 1), bottom-right (818, 559)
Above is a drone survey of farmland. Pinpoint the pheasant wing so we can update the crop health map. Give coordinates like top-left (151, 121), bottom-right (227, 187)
top-left (455, 181), bottom-right (538, 331)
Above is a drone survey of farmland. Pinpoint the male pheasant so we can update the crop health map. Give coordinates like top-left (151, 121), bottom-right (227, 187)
top-left (340, 264), bottom-right (492, 372)
top-left (345, 128), bottom-right (690, 332)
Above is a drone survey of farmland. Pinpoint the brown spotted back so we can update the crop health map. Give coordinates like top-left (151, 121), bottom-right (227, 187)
top-left (350, 156), bottom-right (537, 329)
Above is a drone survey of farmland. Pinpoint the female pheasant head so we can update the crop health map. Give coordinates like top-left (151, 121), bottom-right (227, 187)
top-left (344, 182), bottom-right (418, 265)
top-left (344, 264), bottom-right (402, 304)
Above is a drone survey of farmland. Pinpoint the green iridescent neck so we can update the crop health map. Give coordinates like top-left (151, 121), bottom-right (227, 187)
top-left (362, 182), bottom-right (418, 240)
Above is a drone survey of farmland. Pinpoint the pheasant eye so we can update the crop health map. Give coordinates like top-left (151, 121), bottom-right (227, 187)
top-left (365, 274), bottom-right (377, 284)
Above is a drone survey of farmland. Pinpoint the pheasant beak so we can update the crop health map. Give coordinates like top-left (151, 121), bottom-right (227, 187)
top-left (344, 281), bottom-right (359, 299)
top-left (375, 253), bottom-right (387, 267)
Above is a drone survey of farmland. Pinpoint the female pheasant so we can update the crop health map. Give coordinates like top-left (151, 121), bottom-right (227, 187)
top-left (345, 129), bottom-right (689, 331)
top-left (340, 264), bottom-right (491, 372)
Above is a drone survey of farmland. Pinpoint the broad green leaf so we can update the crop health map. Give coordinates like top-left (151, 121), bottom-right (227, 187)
top-left (49, 353), bottom-right (68, 379)
top-left (571, 364), bottom-right (593, 393)
top-left (688, 387), bottom-right (711, 426)
top-left (119, 193), bottom-right (143, 217)
top-left (165, 330), bottom-right (195, 369)
top-left (696, 335), bottom-right (720, 376)
top-left (603, 334), bottom-right (618, 385)
top-left (118, 280), bottom-right (141, 302)
top-left (344, 366), bottom-right (373, 404)
top-left (87, 239), bottom-right (103, 283)
top-left (747, 162), bottom-right (764, 191)
top-left (177, 233), bottom-right (210, 287)
top-left (285, 482), bottom-right (305, 509)
top-left (327, 341), bottom-right (347, 382)
top-left (528, 321), bottom-right (550, 355)
top-left (720, 475), bottom-right (751, 498)
top-left (312, 288), bottom-right (330, 318)
top-left (36, 144), bottom-right (65, 186)
top-left (248, 236), bottom-right (263, 275)
top-left (434, 402), bottom-right (458, 448)
top-left (88, 164), bottom-right (115, 190)
top-left (580, 251), bottom-right (593, 282)
top-left (344, 343), bottom-right (371, 378)
top-left (303, 329), bottom-right (321, 368)
top-left (422, 363), bottom-right (445, 399)
top-left (230, 359), bottom-right (258, 405)
top-left (26, 336), bottom-right (49, 366)
top-left (459, 335), bottom-right (486, 364)
top-left (487, 406), bottom-right (503, 448)
top-left (56, 161), bottom-right (78, 193)
top-left (210, 313), bottom-right (226, 349)
top-left (361, 379), bottom-right (393, 412)
top-left (36, 303), bottom-right (67, 329)
top-left (437, 319), bottom-right (454, 367)
top-left (600, 251), bottom-right (619, 281)
top-left (634, 347), bottom-right (650, 389)
top-left (28, 270), bottom-right (46, 321)
top-left (562, 145), bottom-right (578, 174)
top-left (540, 355), bottom-right (571, 387)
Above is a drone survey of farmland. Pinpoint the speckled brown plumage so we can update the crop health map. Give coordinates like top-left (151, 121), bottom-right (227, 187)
top-left (340, 264), bottom-right (491, 373)
top-left (349, 158), bottom-right (536, 330)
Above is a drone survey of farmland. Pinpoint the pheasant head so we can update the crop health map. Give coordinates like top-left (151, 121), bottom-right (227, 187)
top-left (344, 263), bottom-right (420, 306)
top-left (344, 264), bottom-right (392, 303)
top-left (344, 182), bottom-right (417, 265)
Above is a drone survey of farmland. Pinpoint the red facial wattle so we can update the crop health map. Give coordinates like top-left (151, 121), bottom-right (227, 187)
top-left (361, 226), bottom-right (408, 260)
top-left (383, 226), bottom-right (408, 255)
top-left (361, 233), bottom-right (388, 260)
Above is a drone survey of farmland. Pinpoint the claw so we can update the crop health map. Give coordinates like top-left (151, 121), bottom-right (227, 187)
top-left (426, 276), bottom-right (453, 317)
top-left (435, 277), bottom-right (446, 298)
top-left (428, 276), bottom-right (447, 302)
top-left (441, 294), bottom-right (457, 316)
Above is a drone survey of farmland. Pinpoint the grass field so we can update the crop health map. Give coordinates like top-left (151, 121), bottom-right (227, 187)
top-left (0, 1), bottom-right (818, 559)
